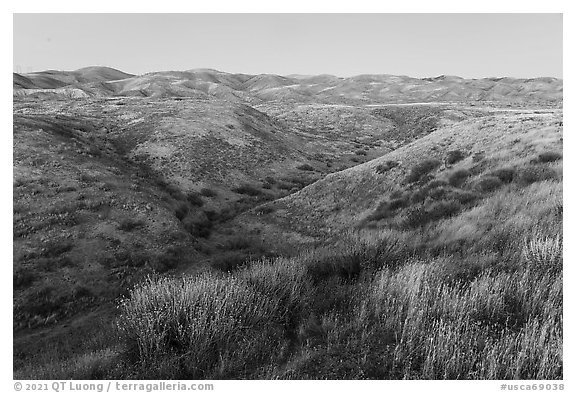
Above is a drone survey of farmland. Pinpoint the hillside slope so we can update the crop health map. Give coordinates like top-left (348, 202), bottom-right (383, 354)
top-left (238, 106), bottom-right (563, 249)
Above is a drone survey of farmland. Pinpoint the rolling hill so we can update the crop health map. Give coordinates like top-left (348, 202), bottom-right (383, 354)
top-left (14, 67), bottom-right (563, 105)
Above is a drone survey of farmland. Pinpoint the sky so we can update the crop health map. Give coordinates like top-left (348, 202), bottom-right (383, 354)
top-left (13, 13), bottom-right (563, 78)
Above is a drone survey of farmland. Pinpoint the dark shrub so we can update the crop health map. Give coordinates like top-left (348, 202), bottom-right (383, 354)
top-left (426, 199), bottom-right (462, 220)
top-left (445, 150), bottom-right (466, 165)
top-left (41, 241), bottom-right (73, 258)
top-left (283, 176), bottom-right (315, 188)
top-left (14, 267), bottom-right (37, 289)
top-left (475, 176), bottom-right (503, 192)
top-left (388, 196), bottom-right (410, 211)
top-left (427, 179), bottom-right (449, 189)
top-left (491, 167), bottom-right (516, 184)
top-left (367, 201), bottom-right (394, 221)
top-left (174, 203), bottom-right (189, 221)
top-left (255, 205), bottom-right (275, 215)
top-left (225, 236), bottom-right (256, 251)
top-left (536, 151), bottom-right (562, 163)
top-left (375, 160), bottom-right (399, 174)
top-left (350, 157), bottom-right (360, 163)
top-left (200, 188), bottom-right (217, 197)
top-left (112, 250), bottom-right (148, 268)
top-left (276, 181), bottom-right (294, 191)
top-left (516, 165), bottom-right (557, 186)
top-left (355, 150), bottom-right (368, 156)
top-left (204, 210), bottom-right (219, 221)
top-left (158, 181), bottom-right (186, 201)
top-left (184, 217), bottom-right (213, 238)
top-left (406, 159), bottom-right (442, 183)
top-left (264, 176), bottom-right (276, 185)
top-left (367, 195), bottom-right (409, 222)
top-left (404, 200), bottom-right (462, 228)
top-left (410, 187), bottom-right (429, 204)
top-left (428, 187), bottom-right (451, 201)
top-left (448, 169), bottom-right (471, 187)
top-left (211, 251), bottom-right (251, 272)
top-left (118, 218), bottom-right (145, 232)
top-left (233, 184), bottom-right (262, 197)
top-left (297, 163), bottom-right (315, 171)
top-left (186, 192), bottom-right (204, 207)
top-left (150, 246), bottom-right (189, 273)
top-left (452, 190), bottom-right (478, 205)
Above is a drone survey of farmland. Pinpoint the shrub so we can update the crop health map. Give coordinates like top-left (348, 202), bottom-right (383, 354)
top-left (296, 163), bottom-right (315, 171)
top-left (277, 181), bottom-right (295, 191)
top-left (448, 169), bottom-right (471, 187)
top-left (238, 258), bottom-right (312, 328)
top-left (428, 187), bottom-right (452, 201)
top-left (388, 196), bottom-right (410, 211)
top-left (452, 190), bottom-right (478, 205)
top-left (204, 210), bottom-right (219, 221)
top-left (283, 175), bottom-right (314, 188)
top-left (118, 218), bottom-right (145, 232)
top-left (445, 150), bottom-right (465, 165)
top-left (427, 179), bottom-right (449, 189)
top-left (367, 201), bottom-right (395, 221)
top-left (255, 205), bottom-right (275, 215)
top-left (117, 274), bottom-right (284, 378)
top-left (225, 235), bottom-right (256, 251)
top-left (475, 176), bottom-right (504, 192)
top-left (355, 150), bottom-right (368, 156)
top-left (158, 180), bottom-right (186, 201)
top-left (536, 151), bottom-right (562, 163)
top-left (14, 267), bottom-right (37, 289)
top-left (375, 160), bottom-right (399, 174)
top-left (186, 192), bottom-right (204, 206)
top-left (211, 251), bottom-right (251, 272)
top-left (491, 167), bottom-right (516, 184)
top-left (233, 184), bottom-right (262, 197)
top-left (406, 159), bottom-right (442, 183)
top-left (184, 217), bottom-right (213, 238)
top-left (523, 232), bottom-right (562, 274)
top-left (149, 249), bottom-right (184, 273)
top-left (404, 200), bottom-right (462, 228)
top-left (516, 165), bottom-right (557, 186)
top-left (174, 203), bottom-right (189, 221)
top-left (40, 241), bottom-right (73, 258)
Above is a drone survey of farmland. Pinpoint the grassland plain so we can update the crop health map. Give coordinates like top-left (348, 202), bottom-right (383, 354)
top-left (13, 68), bottom-right (562, 379)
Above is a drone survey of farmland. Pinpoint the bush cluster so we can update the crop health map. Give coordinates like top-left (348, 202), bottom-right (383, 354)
top-left (405, 159), bottom-right (442, 183)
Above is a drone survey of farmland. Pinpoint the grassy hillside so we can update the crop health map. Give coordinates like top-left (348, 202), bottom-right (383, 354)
top-left (240, 106), bottom-right (562, 248)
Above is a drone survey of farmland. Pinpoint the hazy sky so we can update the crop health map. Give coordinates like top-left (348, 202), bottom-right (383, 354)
top-left (13, 14), bottom-right (562, 78)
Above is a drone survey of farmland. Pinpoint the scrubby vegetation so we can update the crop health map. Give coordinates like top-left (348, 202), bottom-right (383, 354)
top-left (297, 163), bottom-right (315, 171)
top-left (405, 159), bottom-right (442, 183)
top-left (376, 160), bottom-right (399, 174)
top-left (445, 149), bottom-right (466, 165)
top-left (25, 166), bottom-right (559, 380)
top-left (114, 211), bottom-right (562, 379)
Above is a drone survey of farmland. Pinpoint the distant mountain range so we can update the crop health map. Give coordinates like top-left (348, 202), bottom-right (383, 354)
top-left (13, 66), bottom-right (563, 104)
